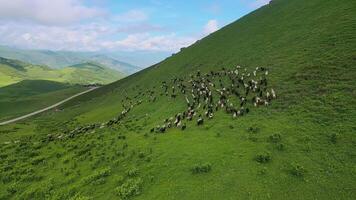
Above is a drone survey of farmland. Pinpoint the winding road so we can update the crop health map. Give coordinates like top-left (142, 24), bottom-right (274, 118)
top-left (0, 87), bottom-right (99, 126)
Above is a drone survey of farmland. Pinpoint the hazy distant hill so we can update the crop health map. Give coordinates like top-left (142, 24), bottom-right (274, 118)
top-left (0, 45), bottom-right (141, 74)
top-left (0, 57), bottom-right (124, 87)
top-left (88, 55), bottom-right (142, 74)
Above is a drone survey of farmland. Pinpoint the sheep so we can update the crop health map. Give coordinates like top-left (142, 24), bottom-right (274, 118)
top-left (197, 116), bottom-right (204, 126)
top-left (159, 125), bottom-right (166, 133)
top-left (271, 89), bottom-right (276, 98)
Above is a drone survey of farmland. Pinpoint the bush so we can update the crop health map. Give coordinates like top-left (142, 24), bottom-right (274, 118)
top-left (69, 194), bottom-right (91, 200)
top-left (276, 143), bottom-right (285, 151)
top-left (6, 182), bottom-right (19, 194)
top-left (115, 178), bottom-right (143, 200)
top-left (257, 167), bottom-right (267, 175)
top-left (126, 167), bottom-right (139, 177)
top-left (290, 163), bottom-right (306, 177)
top-left (191, 163), bottom-right (212, 174)
top-left (255, 152), bottom-right (271, 163)
top-left (115, 175), bottom-right (125, 185)
top-left (247, 126), bottom-right (259, 133)
top-left (330, 133), bottom-right (338, 144)
top-left (269, 133), bottom-right (282, 143)
top-left (82, 167), bottom-right (111, 184)
top-left (138, 152), bottom-right (145, 159)
top-left (31, 156), bottom-right (46, 165)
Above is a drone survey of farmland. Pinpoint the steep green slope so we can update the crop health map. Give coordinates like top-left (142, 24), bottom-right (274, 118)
top-left (0, 0), bottom-right (355, 199)
top-left (0, 80), bottom-right (85, 121)
top-left (0, 57), bottom-right (125, 87)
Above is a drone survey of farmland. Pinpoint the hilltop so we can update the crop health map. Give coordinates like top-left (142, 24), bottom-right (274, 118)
top-left (0, 0), bottom-right (355, 199)
top-left (0, 57), bottom-right (125, 87)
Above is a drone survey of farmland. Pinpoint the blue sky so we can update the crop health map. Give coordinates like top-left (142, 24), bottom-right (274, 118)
top-left (0, 0), bottom-right (270, 66)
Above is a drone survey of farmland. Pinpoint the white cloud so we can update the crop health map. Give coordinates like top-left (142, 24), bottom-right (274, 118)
top-left (0, 16), bottom-right (223, 53)
top-left (0, 22), bottom-right (108, 51)
top-left (203, 19), bottom-right (219, 35)
top-left (103, 33), bottom-right (196, 52)
top-left (0, 21), bottom-right (195, 52)
top-left (0, 0), bottom-right (104, 25)
top-left (114, 10), bottom-right (148, 22)
top-left (116, 23), bottom-right (166, 34)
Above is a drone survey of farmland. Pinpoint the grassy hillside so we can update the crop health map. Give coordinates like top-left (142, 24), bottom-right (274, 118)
top-left (0, 0), bottom-right (355, 199)
top-left (0, 57), bottom-right (125, 87)
top-left (0, 80), bottom-right (86, 121)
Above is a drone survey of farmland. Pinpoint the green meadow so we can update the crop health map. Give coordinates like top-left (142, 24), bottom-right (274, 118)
top-left (0, 0), bottom-right (355, 199)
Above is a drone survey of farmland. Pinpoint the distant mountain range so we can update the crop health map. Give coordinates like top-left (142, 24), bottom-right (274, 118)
top-left (0, 45), bottom-right (142, 74)
top-left (0, 57), bottom-right (125, 87)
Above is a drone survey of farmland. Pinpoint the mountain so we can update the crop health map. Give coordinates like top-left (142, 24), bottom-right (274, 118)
top-left (0, 80), bottom-right (85, 121)
top-left (0, 0), bottom-right (355, 199)
top-left (89, 55), bottom-right (142, 74)
top-left (62, 62), bottom-right (126, 85)
top-left (0, 46), bottom-right (141, 74)
top-left (0, 57), bottom-right (125, 87)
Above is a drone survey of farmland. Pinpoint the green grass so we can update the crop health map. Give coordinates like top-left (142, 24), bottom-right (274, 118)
top-left (0, 0), bottom-right (355, 199)
top-left (0, 57), bottom-right (125, 87)
top-left (0, 80), bottom-right (86, 121)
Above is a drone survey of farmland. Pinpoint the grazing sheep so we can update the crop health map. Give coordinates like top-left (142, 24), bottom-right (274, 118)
top-left (197, 116), bottom-right (204, 126)
top-left (159, 126), bottom-right (166, 133)
top-left (271, 89), bottom-right (276, 98)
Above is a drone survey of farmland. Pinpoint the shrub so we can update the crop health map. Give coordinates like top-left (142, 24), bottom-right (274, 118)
top-left (247, 126), bottom-right (259, 133)
top-left (126, 167), bottom-right (139, 177)
top-left (69, 194), bottom-right (91, 200)
top-left (276, 143), bottom-right (285, 151)
top-left (115, 178), bottom-right (143, 200)
top-left (7, 182), bottom-right (19, 194)
top-left (115, 175), bottom-right (125, 185)
top-left (82, 167), bottom-right (111, 184)
top-left (290, 163), bottom-right (306, 177)
top-left (269, 133), bottom-right (282, 143)
top-left (191, 163), bottom-right (212, 174)
top-left (330, 133), bottom-right (338, 144)
top-left (138, 152), bottom-right (145, 159)
top-left (248, 135), bottom-right (258, 142)
top-left (118, 135), bottom-right (126, 140)
top-left (122, 143), bottom-right (128, 149)
top-left (31, 156), bottom-right (46, 165)
top-left (257, 167), bottom-right (267, 175)
top-left (255, 152), bottom-right (271, 163)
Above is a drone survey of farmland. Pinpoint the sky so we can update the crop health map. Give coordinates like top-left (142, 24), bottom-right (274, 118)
top-left (0, 0), bottom-right (270, 66)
